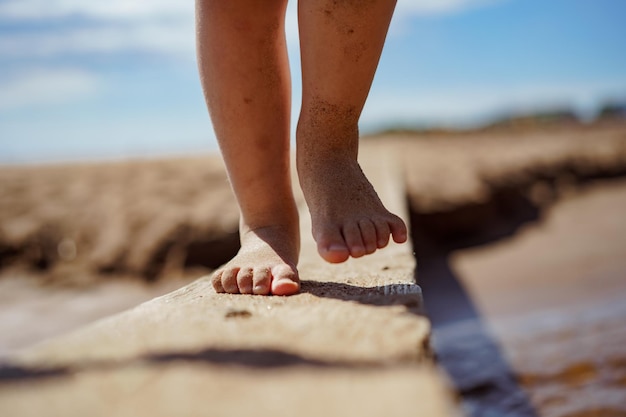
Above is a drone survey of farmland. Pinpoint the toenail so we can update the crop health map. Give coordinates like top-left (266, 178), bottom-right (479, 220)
top-left (353, 247), bottom-right (365, 255)
top-left (328, 244), bottom-right (348, 252)
top-left (253, 284), bottom-right (270, 295)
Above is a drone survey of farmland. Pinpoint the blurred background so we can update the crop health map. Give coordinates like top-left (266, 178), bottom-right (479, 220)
top-left (1, 0), bottom-right (626, 416)
top-left (1, 0), bottom-right (625, 163)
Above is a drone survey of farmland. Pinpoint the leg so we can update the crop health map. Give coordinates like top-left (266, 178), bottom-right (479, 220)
top-left (196, 0), bottom-right (300, 295)
top-left (296, 0), bottom-right (407, 263)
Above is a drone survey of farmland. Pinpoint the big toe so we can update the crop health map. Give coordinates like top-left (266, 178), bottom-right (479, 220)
top-left (316, 226), bottom-right (350, 263)
top-left (270, 264), bottom-right (300, 296)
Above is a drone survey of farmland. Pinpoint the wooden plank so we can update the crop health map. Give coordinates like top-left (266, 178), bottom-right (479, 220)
top-left (0, 144), bottom-right (457, 417)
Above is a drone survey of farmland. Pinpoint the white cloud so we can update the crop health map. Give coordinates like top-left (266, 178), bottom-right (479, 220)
top-left (0, 0), bottom-right (195, 59)
top-left (395, 0), bottom-right (503, 17)
top-left (0, 68), bottom-right (100, 111)
top-left (362, 79), bottom-right (626, 129)
top-left (285, 2), bottom-right (300, 49)
top-left (0, 0), bottom-right (505, 59)
top-left (0, 0), bottom-right (192, 20)
top-left (390, 0), bottom-right (505, 36)
top-left (0, 0), bottom-right (502, 20)
top-left (0, 21), bottom-right (195, 58)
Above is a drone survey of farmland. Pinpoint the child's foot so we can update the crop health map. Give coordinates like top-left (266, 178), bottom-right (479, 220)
top-left (211, 223), bottom-right (300, 296)
top-left (298, 152), bottom-right (408, 263)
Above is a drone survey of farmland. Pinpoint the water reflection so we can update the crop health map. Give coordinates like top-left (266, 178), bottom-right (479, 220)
top-left (411, 181), bottom-right (626, 417)
top-left (411, 189), bottom-right (541, 417)
top-left (416, 251), bottom-right (539, 417)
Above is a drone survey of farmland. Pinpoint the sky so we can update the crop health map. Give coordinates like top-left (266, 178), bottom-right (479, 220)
top-left (0, 0), bottom-right (625, 163)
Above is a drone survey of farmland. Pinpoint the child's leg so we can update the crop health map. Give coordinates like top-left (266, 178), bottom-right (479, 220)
top-left (296, 0), bottom-right (408, 263)
top-left (196, 0), bottom-right (300, 295)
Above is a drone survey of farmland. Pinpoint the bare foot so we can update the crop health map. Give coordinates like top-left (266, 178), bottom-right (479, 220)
top-left (298, 152), bottom-right (408, 263)
top-left (211, 223), bottom-right (300, 296)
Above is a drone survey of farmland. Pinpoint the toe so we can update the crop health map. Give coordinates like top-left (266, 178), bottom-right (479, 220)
top-left (343, 222), bottom-right (366, 258)
top-left (316, 225), bottom-right (350, 263)
top-left (389, 214), bottom-right (408, 243)
top-left (358, 220), bottom-right (378, 254)
top-left (373, 218), bottom-right (391, 248)
top-left (211, 270), bottom-right (225, 293)
top-left (221, 268), bottom-right (240, 294)
top-left (271, 264), bottom-right (300, 296)
top-left (252, 267), bottom-right (271, 295)
top-left (236, 267), bottom-right (253, 294)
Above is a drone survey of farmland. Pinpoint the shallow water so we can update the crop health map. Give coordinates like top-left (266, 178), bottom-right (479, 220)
top-left (499, 297), bottom-right (626, 417)
top-left (432, 295), bottom-right (626, 417)
top-left (417, 181), bottom-right (626, 416)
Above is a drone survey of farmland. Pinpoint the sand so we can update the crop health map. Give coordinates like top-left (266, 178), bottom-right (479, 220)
top-left (0, 155), bottom-right (240, 282)
top-left (2, 122), bottom-right (625, 283)
top-left (0, 274), bottom-right (194, 356)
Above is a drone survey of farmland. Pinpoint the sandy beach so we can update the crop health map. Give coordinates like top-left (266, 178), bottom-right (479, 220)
top-left (1, 121), bottom-right (626, 415)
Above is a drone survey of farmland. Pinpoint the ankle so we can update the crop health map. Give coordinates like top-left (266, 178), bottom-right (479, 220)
top-left (239, 220), bottom-right (301, 263)
top-left (296, 112), bottom-right (360, 161)
top-left (239, 205), bottom-right (299, 234)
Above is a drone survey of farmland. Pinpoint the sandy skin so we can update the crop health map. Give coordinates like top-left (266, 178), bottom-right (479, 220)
top-left (196, 0), bottom-right (406, 295)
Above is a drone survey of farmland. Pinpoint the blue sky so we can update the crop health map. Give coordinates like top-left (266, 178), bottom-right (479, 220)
top-left (0, 0), bottom-right (625, 163)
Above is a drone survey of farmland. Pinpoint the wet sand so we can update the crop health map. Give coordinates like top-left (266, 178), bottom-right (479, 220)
top-left (0, 273), bottom-right (195, 356)
top-left (418, 180), bottom-right (626, 416)
top-left (454, 179), bottom-right (626, 317)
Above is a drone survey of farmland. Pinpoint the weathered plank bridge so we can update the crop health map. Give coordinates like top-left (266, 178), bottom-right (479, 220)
top-left (0, 143), bottom-right (457, 416)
